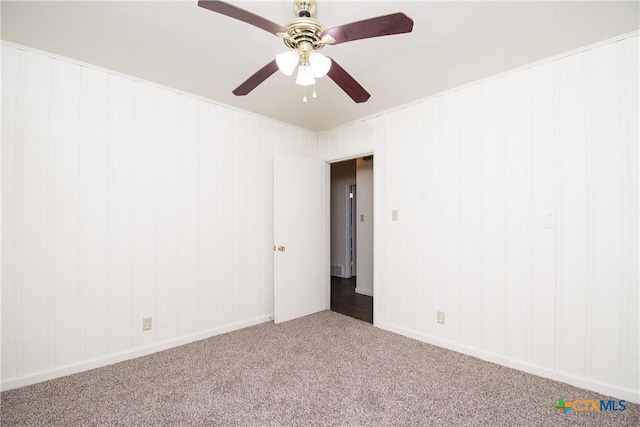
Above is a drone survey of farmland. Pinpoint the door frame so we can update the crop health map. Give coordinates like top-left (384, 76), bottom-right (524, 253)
top-left (348, 183), bottom-right (356, 278)
top-left (325, 165), bottom-right (331, 310)
top-left (327, 151), bottom-right (375, 322)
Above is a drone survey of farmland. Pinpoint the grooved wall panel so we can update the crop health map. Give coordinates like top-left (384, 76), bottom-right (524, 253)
top-left (373, 116), bottom-right (390, 324)
top-left (110, 75), bottom-right (136, 354)
top-left (588, 42), bottom-right (624, 385)
top-left (2, 45), bottom-right (19, 378)
top-left (623, 36), bottom-right (639, 393)
top-left (156, 89), bottom-right (180, 343)
top-left (1, 44), bottom-right (317, 387)
top-left (457, 85), bottom-right (481, 350)
top-left (232, 112), bottom-right (249, 323)
top-left (439, 93), bottom-right (460, 344)
top-left (51, 60), bottom-right (82, 368)
top-left (478, 77), bottom-right (505, 357)
top-left (177, 95), bottom-right (199, 337)
top-left (387, 110), bottom-right (404, 328)
top-left (19, 51), bottom-right (50, 375)
top-left (403, 104), bottom-right (421, 333)
top-left (198, 101), bottom-right (218, 332)
top-left (82, 67), bottom-right (110, 359)
top-left (419, 101), bottom-right (440, 339)
top-left (503, 71), bottom-right (528, 363)
top-left (318, 34), bottom-right (639, 401)
top-left (529, 62), bottom-right (556, 371)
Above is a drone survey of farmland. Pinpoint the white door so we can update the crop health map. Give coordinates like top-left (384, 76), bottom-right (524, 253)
top-left (274, 152), bottom-right (329, 323)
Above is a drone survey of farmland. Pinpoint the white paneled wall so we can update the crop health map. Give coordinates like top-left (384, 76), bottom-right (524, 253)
top-left (1, 44), bottom-right (317, 389)
top-left (318, 35), bottom-right (639, 402)
top-left (2, 33), bottom-right (638, 403)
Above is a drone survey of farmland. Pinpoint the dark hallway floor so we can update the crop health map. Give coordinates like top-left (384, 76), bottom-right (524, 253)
top-left (330, 276), bottom-right (373, 324)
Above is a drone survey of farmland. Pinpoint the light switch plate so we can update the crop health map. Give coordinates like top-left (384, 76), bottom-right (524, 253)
top-left (545, 213), bottom-right (556, 229)
top-left (391, 210), bottom-right (398, 221)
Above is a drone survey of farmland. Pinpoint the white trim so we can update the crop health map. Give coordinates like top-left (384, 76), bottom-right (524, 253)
top-left (0, 315), bottom-right (272, 392)
top-left (327, 152), bottom-right (375, 164)
top-left (325, 161), bottom-right (332, 311)
top-left (376, 321), bottom-right (640, 405)
top-left (355, 287), bottom-right (373, 297)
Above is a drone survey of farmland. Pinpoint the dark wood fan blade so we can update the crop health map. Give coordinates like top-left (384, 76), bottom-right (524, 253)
top-left (322, 13), bottom-right (413, 45)
top-left (233, 60), bottom-right (279, 96)
top-left (326, 58), bottom-right (370, 103)
top-left (198, 1), bottom-right (288, 36)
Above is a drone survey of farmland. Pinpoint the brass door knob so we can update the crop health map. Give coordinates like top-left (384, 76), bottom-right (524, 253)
top-left (277, 245), bottom-right (286, 252)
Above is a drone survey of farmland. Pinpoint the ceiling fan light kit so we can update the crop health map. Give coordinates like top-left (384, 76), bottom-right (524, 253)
top-left (296, 65), bottom-right (316, 86)
top-left (275, 51), bottom-right (299, 76)
top-left (198, 0), bottom-right (414, 103)
top-left (309, 52), bottom-right (331, 78)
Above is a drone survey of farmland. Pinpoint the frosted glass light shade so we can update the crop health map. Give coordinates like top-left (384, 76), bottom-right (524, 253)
top-left (276, 51), bottom-right (299, 76)
top-left (309, 52), bottom-right (331, 78)
top-left (295, 65), bottom-right (316, 86)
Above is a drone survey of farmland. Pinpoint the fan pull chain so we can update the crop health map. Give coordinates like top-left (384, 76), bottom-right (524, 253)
top-left (303, 86), bottom-right (308, 103)
top-left (312, 84), bottom-right (317, 99)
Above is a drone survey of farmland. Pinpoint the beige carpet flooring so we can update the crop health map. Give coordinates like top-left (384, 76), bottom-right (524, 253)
top-left (1, 311), bottom-right (638, 426)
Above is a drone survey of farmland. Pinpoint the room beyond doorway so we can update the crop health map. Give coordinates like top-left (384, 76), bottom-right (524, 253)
top-left (330, 276), bottom-right (373, 324)
top-left (329, 156), bottom-right (374, 323)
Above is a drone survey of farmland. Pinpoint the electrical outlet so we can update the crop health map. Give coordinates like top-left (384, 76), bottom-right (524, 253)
top-left (437, 311), bottom-right (445, 325)
top-left (142, 317), bottom-right (152, 331)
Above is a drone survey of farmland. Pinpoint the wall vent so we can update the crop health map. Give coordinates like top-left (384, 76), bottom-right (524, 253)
top-left (331, 265), bottom-right (343, 277)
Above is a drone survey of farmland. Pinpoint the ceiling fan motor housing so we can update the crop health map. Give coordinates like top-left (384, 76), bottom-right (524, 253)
top-left (282, 0), bottom-right (335, 64)
top-left (283, 18), bottom-right (326, 61)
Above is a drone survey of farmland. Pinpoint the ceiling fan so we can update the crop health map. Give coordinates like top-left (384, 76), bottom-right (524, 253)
top-left (198, 0), bottom-right (414, 103)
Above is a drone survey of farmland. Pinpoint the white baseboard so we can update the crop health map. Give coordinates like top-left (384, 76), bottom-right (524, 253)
top-left (355, 287), bottom-right (373, 297)
top-left (375, 321), bottom-right (640, 404)
top-left (1, 315), bottom-right (272, 392)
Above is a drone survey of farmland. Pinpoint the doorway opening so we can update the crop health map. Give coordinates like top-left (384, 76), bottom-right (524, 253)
top-left (329, 156), bottom-right (373, 323)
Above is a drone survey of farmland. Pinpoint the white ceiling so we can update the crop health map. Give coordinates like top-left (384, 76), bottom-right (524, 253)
top-left (2, 1), bottom-right (638, 132)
